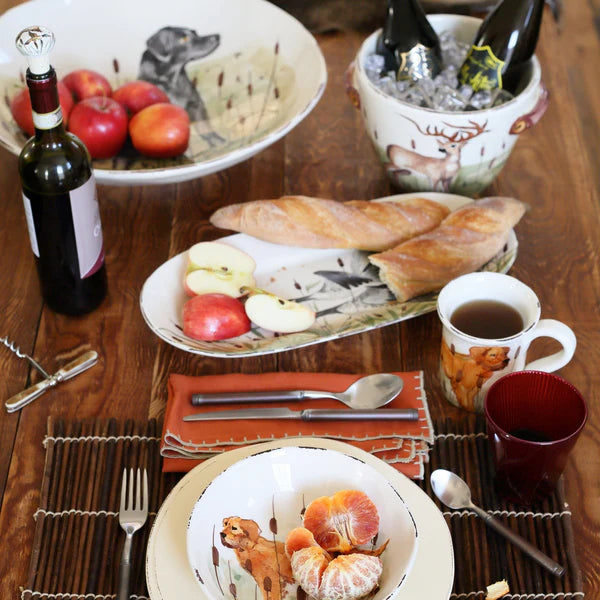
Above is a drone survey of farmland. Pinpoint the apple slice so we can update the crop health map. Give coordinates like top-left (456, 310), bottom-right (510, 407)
top-left (244, 289), bottom-right (316, 333)
top-left (184, 269), bottom-right (256, 298)
top-left (184, 241), bottom-right (256, 298)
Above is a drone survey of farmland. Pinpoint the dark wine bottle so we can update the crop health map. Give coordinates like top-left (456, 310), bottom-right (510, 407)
top-left (458, 0), bottom-right (545, 94)
top-left (376, 0), bottom-right (442, 81)
top-left (16, 26), bottom-right (107, 316)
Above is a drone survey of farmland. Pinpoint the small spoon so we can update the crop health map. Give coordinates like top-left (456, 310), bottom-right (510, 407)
top-left (191, 373), bottom-right (404, 409)
top-left (430, 469), bottom-right (564, 577)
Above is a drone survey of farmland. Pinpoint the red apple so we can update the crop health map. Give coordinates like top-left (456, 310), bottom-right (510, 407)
top-left (68, 96), bottom-right (128, 159)
top-left (62, 69), bottom-right (112, 102)
top-left (112, 80), bottom-right (170, 116)
top-left (10, 81), bottom-right (74, 137)
top-left (182, 293), bottom-right (251, 341)
top-left (129, 102), bottom-right (190, 158)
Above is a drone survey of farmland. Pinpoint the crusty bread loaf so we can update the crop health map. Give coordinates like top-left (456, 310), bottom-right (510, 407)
top-left (210, 195), bottom-right (450, 251)
top-left (368, 197), bottom-right (527, 302)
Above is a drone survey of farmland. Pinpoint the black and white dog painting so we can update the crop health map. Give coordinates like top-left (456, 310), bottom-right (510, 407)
top-left (139, 26), bottom-right (223, 147)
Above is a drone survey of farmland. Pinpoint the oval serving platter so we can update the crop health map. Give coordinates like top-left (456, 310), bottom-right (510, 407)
top-left (139, 192), bottom-right (519, 357)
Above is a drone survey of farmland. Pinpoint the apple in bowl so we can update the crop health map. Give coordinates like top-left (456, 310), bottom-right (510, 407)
top-left (112, 80), bottom-right (170, 115)
top-left (67, 96), bottom-right (128, 159)
top-left (10, 81), bottom-right (74, 137)
top-left (129, 102), bottom-right (190, 158)
top-left (62, 68), bottom-right (112, 102)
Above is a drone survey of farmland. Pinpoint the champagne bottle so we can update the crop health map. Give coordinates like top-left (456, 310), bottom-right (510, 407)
top-left (458, 0), bottom-right (545, 94)
top-left (376, 0), bottom-right (442, 81)
top-left (16, 26), bottom-right (107, 316)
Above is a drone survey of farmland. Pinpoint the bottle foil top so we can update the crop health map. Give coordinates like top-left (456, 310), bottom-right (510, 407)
top-left (15, 26), bottom-right (55, 75)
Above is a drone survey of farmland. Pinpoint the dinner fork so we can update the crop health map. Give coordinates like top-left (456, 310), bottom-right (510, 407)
top-left (117, 468), bottom-right (148, 600)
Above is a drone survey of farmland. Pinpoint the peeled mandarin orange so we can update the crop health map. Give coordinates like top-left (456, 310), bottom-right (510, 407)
top-left (291, 550), bottom-right (382, 600)
top-left (303, 490), bottom-right (380, 553)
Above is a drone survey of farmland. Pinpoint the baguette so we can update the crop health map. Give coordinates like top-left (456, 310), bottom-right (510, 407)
top-left (209, 195), bottom-right (450, 251)
top-left (368, 197), bottom-right (527, 302)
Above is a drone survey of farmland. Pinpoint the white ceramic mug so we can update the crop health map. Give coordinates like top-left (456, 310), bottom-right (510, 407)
top-left (437, 272), bottom-right (576, 412)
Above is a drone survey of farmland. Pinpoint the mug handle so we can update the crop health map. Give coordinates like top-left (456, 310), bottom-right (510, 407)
top-left (522, 319), bottom-right (577, 372)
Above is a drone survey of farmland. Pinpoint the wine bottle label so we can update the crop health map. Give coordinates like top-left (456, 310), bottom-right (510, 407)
top-left (459, 45), bottom-right (505, 91)
top-left (22, 175), bottom-right (105, 278)
top-left (22, 193), bottom-right (39, 257)
top-left (396, 43), bottom-right (440, 81)
top-left (70, 175), bottom-right (105, 278)
top-left (32, 106), bottom-right (63, 130)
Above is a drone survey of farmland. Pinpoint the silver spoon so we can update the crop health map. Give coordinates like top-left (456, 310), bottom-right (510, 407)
top-left (191, 373), bottom-right (404, 409)
top-left (430, 469), bottom-right (564, 577)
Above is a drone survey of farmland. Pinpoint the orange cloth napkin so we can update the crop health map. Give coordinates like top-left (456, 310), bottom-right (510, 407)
top-left (161, 371), bottom-right (434, 478)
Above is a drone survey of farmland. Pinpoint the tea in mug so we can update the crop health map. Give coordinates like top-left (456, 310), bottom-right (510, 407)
top-left (450, 299), bottom-right (524, 339)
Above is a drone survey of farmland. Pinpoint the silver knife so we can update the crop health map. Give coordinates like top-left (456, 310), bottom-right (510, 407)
top-left (183, 407), bottom-right (419, 422)
top-left (5, 350), bottom-right (99, 413)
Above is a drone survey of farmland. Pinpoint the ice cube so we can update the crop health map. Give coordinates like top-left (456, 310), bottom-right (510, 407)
top-left (432, 85), bottom-right (468, 111)
top-left (364, 53), bottom-right (385, 80)
top-left (492, 88), bottom-right (515, 106)
top-left (458, 84), bottom-right (473, 100)
top-left (468, 90), bottom-right (493, 109)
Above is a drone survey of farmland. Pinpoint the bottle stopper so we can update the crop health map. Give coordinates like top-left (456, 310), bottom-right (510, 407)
top-left (15, 25), bottom-right (55, 75)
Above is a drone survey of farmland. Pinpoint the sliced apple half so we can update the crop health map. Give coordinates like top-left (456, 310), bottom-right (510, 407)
top-left (244, 289), bottom-right (316, 333)
top-left (184, 241), bottom-right (256, 298)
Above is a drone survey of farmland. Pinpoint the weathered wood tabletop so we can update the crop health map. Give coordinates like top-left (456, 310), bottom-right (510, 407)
top-left (0, 0), bottom-right (598, 598)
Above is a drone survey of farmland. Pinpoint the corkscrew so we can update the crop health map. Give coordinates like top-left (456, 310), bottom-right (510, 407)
top-left (2, 336), bottom-right (98, 413)
top-left (1, 336), bottom-right (51, 379)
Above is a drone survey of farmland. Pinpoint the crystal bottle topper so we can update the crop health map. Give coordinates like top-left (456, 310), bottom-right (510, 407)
top-left (15, 26), bottom-right (55, 75)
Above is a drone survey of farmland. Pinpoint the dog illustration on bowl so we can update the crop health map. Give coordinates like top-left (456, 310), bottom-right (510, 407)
top-left (139, 26), bottom-right (225, 147)
top-left (220, 516), bottom-right (296, 600)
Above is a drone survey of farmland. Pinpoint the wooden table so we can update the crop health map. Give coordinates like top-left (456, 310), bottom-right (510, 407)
top-left (0, 1), bottom-right (598, 597)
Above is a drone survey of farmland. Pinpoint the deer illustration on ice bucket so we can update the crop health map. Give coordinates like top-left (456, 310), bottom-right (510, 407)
top-left (386, 117), bottom-right (489, 192)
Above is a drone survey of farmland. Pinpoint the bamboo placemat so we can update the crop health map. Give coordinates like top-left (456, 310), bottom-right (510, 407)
top-left (20, 416), bottom-right (584, 600)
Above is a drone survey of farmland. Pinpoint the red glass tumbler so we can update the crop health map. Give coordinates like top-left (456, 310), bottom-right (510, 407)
top-left (484, 370), bottom-right (587, 505)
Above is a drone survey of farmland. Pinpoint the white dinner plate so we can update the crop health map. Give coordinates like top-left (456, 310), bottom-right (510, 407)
top-left (139, 192), bottom-right (518, 357)
top-left (145, 437), bottom-right (454, 600)
top-left (0, 0), bottom-right (326, 185)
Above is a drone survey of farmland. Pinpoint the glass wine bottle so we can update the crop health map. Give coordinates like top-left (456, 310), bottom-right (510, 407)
top-left (458, 0), bottom-right (545, 94)
top-left (16, 26), bottom-right (107, 316)
top-left (376, 0), bottom-right (442, 81)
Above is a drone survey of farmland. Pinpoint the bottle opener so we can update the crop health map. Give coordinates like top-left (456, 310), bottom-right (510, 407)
top-left (2, 337), bottom-right (98, 413)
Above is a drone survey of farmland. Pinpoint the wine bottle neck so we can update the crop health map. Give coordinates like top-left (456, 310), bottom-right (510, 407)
top-left (26, 67), bottom-right (65, 133)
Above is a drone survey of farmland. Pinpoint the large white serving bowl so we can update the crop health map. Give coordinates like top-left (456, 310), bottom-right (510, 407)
top-left (0, 0), bottom-right (326, 185)
top-left (186, 445), bottom-right (419, 600)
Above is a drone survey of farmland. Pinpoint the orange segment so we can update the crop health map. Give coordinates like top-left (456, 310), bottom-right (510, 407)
top-left (290, 546), bottom-right (330, 599)
top-left (303, 490), bottom-right (380, 553)
top-left (285, 527), bottom-right (319, 558)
